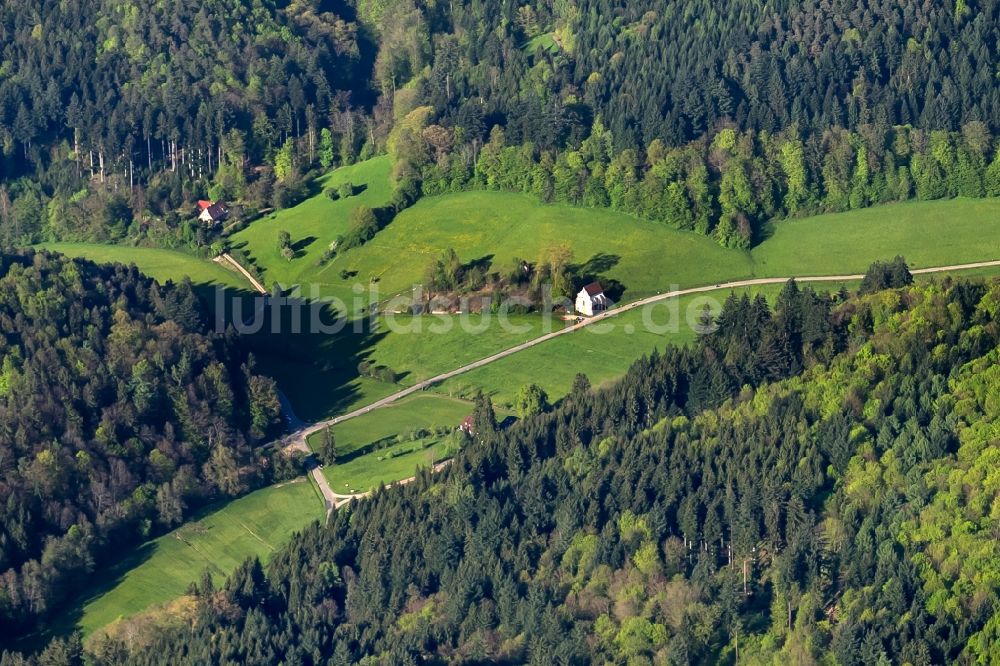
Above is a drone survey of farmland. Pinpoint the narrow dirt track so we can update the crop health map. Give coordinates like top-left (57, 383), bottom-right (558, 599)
top-left (214, 253), bottom-right (267, 294)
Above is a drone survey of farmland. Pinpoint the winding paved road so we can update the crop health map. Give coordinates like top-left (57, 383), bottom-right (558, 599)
top-left (269, 259), bottom-right (1000, 509)
top-left (288, 259), bottom-right (1000, 438)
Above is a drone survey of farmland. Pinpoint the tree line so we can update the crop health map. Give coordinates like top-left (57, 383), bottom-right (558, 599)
top-left (397, 115), bottom-right (1000, 248)
top-left (382, 0), bottom-right (999, 247)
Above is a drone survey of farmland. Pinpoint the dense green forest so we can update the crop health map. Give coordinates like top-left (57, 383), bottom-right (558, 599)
top-left (10, 271), bottom-right (1000, 663)
top-left (417, 0), bottom-right (999, 148)
top-left (0, 251), bottom-right (290, 641)
top-left (384, 0), bottom-right (1000, 246)
top-left (0, 0), bottom-right (377, 247)
top-left (0, 0), bottom-right (997, 250)
top-left (0, 0), bottom-right (374, 176)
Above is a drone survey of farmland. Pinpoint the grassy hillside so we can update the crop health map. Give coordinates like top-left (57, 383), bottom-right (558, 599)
top-left (42, 183), bottom-right (1000, 306)
top-left (228, 156), bottom-right (395, 296)
top-left (229, 159), bottom-right (1000, 310)
top-left (323, 437), bottom-right (452, 494)
top-left (434, 264), bottom-right (999, 407)
top-left (752, 198), bottom-right (1000, 276)
top-left (307, 394), bottom-right (473, 457)
top-left (318, 189), bottom-right (754, 302)
top-left (55, 480), bottom-right (323, 638)
top-left (36, 243), bottom-right (249, 290)
top-left (229, 156), bottom-right (753, 307)
top-left (307, 394), bottom-right (474, 492)
top-left (37, 162), bottom-right (1000, 421)
top-left (244, 305), bottom-right (559, 422)
top-left (433, 282), bottom-right (839, 406)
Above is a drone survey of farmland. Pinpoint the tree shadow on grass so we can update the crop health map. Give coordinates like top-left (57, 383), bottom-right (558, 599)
top-left (235, 248), bottom-right (266, 281)
top-left (239, 297), bottom-right (394, 422)
top-left (570, 252), bottom-right (626, 300)
top-left (572, 252), bottom-right (621, 276)
top-left (291, 235), bottom-right (317, 258)
top-left (186, 282), bottom-right (266, 337)
top-left (465, 254), bottom-right (495, 274)
top-left (303, 177), bottom-right (325, 200)
top-left (600, 279), bottom-right (627, 303)
top-left (17, 541), bottom-right (160, 651)
top-left (754, 218), bottom-right (779, 245)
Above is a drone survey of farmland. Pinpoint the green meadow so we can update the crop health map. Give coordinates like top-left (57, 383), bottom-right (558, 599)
top-left (325, 436), bottom-right (453, 495)
top-left (227, 155), bottom-right (395, 297)
top-left (37, 161), bottom-right (1000, 419)
top-left (320, 189), bottom-right (753, 303)
top-left (437, 266), bottom-right (1000, 408)
top-left (56, 480), bottom-right (323, 638)
top-left (229, 156), bottom-right (755, 307)
top-left (306, 394), bottom-right (472, 454)
top-left (752, 198), bottom-right (1000, 276)
top-left (37, 243), bottom-right (249, 290)
top-left (227, 158), bottom-right (1000, 309)
top-left (433, 282), bottom-right (846, 406)
top-left (306, 394), bottom-right (474, 492)
top-left (242, 296), bottom-right (566, 422)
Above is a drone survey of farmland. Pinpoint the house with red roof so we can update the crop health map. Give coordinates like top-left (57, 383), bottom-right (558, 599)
top-left (198, 201), bottom-right (230, 225)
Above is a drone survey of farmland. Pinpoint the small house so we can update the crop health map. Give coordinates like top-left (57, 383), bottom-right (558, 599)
top-left (199, 201), bottom-right (230, 225)
top-left (459, 414), bottom-right (474, 435)
top-left (576, 282), bottom-right (609, 316)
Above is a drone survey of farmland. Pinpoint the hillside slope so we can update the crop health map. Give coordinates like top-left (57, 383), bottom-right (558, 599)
top-left (86, 277), bottom-right (1000, 664)
top-left (0, 251), bottom-right (284, 642)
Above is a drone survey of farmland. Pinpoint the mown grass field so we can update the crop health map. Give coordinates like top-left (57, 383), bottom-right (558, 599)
top-left (306, 394), bottom-right (474, 492)
top-left (322, 437), bottom-right (453, 494)
top-left (751, 198), bottom-right (1000, 276)
top-left (37, 243), bottom-right (249, 290)
top-left (362, 313), bottom-right (565, 385)
top-left (433, 282), bottom-right (825, 406)
top-left (306, 394), bottom-right (472, 454)
top-left (56, 480), bottom-right (323, 638)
